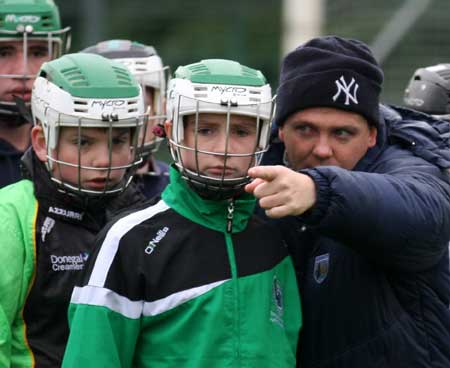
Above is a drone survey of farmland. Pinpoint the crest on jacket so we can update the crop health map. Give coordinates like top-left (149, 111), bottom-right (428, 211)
top-left (314, 253), bottom-right (330, 284)
top-left (270, 276), bottom-right (284, 328)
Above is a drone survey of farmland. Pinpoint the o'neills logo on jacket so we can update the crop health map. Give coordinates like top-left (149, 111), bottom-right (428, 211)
top-left (50, 252), bottom-right (89, 272)
top-left (145, 227), bottom-right (169, 255)
top-left (48, 206), bottom-right (84, 221)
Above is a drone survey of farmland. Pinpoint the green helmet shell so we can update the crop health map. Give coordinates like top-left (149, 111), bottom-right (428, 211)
top-left (0, 0), bottom-right (62, 34)
top-left (174, 59), bottom-right (267, 86)
top-left (39, 53), bottom-right (140, 99)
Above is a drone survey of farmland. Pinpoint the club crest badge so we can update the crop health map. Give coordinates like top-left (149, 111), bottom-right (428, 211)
top-left (313, 253), bottom-right (330, 284)
top-left (270, 276), bottom-right (284, 328)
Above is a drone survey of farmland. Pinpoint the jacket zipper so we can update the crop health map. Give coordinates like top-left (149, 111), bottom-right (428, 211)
top-left (224, 198), bottom-right (241, 363)
top-left (227, 198), bottom-right (234, 233)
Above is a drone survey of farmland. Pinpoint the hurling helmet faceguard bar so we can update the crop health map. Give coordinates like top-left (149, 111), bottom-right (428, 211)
top-left (38, 104), bottom-right (144, 196)
top-left (169, 94), bottom-right (272, 191)
top-left (44, 112), bottom-right (143, 197)
top-left (139, 105), bottom-right (166, 156)
top-left (169, 93), bottom-right (273, 154)
top-left (0, 27), bottom-right (71, 81)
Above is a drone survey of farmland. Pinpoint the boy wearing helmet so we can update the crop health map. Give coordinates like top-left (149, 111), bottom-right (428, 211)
top-left (62, 59), bottom-right (301, 368)
top-left (404, 63), bottom-right (450, 120)
top-left (0, 53), bottom-right (146, 367)
top-left (404, 63), bottom-right (450, 272)
top-left (81, 39), bottom-right (170, 198)
top-left (0, 0), bottom-right (70, 188)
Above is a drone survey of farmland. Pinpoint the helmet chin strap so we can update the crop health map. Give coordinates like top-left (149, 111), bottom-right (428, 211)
top-left (0, 96), bottom-right (32, 127)
top-left (180, 167), bottom-right (249, 201)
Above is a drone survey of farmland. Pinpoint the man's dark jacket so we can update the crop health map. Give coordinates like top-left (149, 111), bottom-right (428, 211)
top-left (262, 105), bottom-right (450, 368)
top-left (0, 138), bottom-right (24, 189)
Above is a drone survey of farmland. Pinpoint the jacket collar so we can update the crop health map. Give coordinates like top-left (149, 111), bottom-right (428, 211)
top-left (162, 165), bottom-right (255, 233)
top-left (21, 149), bottom-right (145, 228)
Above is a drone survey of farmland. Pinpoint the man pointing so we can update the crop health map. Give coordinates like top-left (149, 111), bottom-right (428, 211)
top-left (247, 35), bottom-right (450, 368)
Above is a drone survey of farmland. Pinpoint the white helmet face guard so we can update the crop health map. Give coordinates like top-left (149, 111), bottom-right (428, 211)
top-left (38, 106), bottom-right (144, 197)
top-left (0, 26), bottom-right (71, 83)
top-left (168, 95), bottom-right (273, 199)
top-left (116, 61), bottom-right (170, 155)
top-left (0, 28), bottom-right (71, 102)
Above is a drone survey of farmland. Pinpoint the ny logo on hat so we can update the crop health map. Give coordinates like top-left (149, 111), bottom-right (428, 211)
top-left (333, 76), bottom-right (359, 105)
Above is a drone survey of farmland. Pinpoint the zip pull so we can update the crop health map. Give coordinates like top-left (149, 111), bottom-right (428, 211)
top-left (226, 199), bottom-right (235, 233)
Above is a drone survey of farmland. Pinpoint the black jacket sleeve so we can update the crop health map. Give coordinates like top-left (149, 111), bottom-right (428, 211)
top-left (300, 145), bottom-right (450, 272)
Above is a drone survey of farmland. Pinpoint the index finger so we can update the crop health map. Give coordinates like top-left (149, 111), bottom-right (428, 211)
top-left (247, 165), bottom-right (284, 182)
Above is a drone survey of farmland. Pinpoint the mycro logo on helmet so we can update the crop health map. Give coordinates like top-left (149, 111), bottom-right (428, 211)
top-left (145, 227), bottom-right (169, 254)
top-left (5, 14), bottom-right (41, 24)
top-left (211, 86), bottom-right (247, 95)
top-left (91, 100), bottom-right (127, 109)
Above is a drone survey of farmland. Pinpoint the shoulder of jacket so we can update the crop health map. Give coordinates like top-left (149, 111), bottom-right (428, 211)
top-left (0, 179), bottom-right (36, 209)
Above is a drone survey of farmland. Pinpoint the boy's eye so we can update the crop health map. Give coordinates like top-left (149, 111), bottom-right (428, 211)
top-left (29, 47), bottom-right (49, 58)
top-left (74, 137), bottom-right (89, 146)
top-left (0, 47), bottom-right (14, 58)
top-left (112, 136), bottom-right (129, 145)
top-left (234, 127), bottom-right (250, 137)
top-left (196, 127), bottom-right (214, 135)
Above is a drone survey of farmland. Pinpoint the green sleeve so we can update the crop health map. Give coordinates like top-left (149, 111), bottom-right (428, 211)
top-left (62, 301), bottom-right (141, 367)
top-left (0, 180), bottom-right (37, 367)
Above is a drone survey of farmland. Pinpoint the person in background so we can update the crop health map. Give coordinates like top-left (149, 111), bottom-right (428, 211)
top-left (0, 0), bottom-right (70, 188)
top-left (247, 36), bottom-right (450, 368)
top-left (62, 59), bottom-right (301, 368)
top-left (404, 62), bottom-right (450, 272)
top-left (404, 63), bottom-right (450, 120)
top-left (81, 39), bottom-right (169, 198)
top-left (0, 53), bottom-right (147, 367)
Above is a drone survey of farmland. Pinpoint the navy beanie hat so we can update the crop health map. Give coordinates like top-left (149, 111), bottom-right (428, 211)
top-left (274, 35), bottom-right (384, 127)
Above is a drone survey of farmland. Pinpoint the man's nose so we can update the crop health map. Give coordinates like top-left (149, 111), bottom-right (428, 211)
top-left (312, 135), bottom-right (333, 159)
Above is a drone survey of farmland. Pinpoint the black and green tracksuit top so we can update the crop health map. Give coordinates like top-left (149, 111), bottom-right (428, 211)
top-left (0, 150), bottom-right (146, 368)
top-left (63, 167), bottom-right (302, 368)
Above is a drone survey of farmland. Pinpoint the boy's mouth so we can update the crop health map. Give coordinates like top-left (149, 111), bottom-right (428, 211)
top-left (205, 166), bottom-right (237, 178)
top-left (84, 177), bottom-right (117, 190)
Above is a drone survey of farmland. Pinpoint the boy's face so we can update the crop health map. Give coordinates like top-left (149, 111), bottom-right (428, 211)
top-left (0, 40), bottom-right (52, 103)
top-left (50, 127), bottom-right (133, 192)
top-left (140, 86), bottom-right (158, 150)
top-left (279, 107), bottom-right (377, 170)
top-left (172, 113), bottom-right (259, 179)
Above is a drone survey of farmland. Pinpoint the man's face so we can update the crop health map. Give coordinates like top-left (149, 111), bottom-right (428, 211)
top-left (51, 127), bottom-right (133, 192)
top-left (279, 107), bottom-right (377, 170)
top-left (0, 40), bottom-right (51, 103)
top-left (172, 113), bottom-right (259, 179)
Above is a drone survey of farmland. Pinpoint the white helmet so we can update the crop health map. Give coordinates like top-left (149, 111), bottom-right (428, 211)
top-left (167, 58), bottom-right (274, 199)
top-left (32, 53), bottom-right (145, 196)
top-left (0, 0), bottom-right (71, 124)
top-left (81, 39), bottom-right (168, 155)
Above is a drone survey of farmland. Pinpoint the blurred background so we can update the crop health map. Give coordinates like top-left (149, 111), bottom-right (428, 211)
top-left (59, 0), bottom-right (450, 106)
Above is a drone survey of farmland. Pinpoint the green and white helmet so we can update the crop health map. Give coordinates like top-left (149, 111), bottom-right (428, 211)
top-left (0, 0), bottom-right (71, 120)
top-left (32, 53), bottom-right (145, 196)
top-left (81, 39), bottom-right (168, 154)
top-left (167, 58), bottom-right (274, 199)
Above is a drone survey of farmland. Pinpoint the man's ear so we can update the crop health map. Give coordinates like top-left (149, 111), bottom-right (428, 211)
top-left (278, 126), bottom-right (285, 142)
top-left (368, 126), bottom-right (377, 148)
top-left (31, 125), bottom-right (48, 162)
